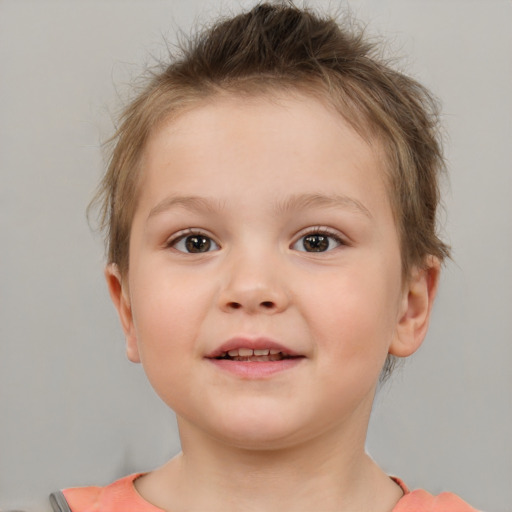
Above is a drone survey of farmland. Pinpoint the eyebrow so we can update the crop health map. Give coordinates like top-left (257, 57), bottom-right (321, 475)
top-left (147, 192), bottom-right (372, 220)
top-left (274, 193), bottom-right (373, 218)
top-left (148, 195), bottom-right (225, 219)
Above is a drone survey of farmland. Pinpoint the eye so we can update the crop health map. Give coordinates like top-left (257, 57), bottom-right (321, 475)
top-left (292, 230), bottom-right (344, 253)
top-left (170, 231), bottom-right (220, 253)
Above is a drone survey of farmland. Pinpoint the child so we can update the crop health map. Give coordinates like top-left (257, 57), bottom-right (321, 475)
top-left (50, 3), bottom-right (478, 511)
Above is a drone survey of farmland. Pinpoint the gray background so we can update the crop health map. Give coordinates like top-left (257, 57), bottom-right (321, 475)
top-left (1, 1), bottom-right (511, 511)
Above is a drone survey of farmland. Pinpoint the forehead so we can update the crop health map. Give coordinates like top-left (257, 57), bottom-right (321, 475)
top-left (139, 92), bottom-right (389, 200)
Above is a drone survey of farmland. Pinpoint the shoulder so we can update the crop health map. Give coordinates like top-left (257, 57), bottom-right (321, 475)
top-left (394, 490), bottom-right (480, 511)
top-left (50, 473), bottom-right (164, 512)
top-left (392, 479), bottom-right (480, 512)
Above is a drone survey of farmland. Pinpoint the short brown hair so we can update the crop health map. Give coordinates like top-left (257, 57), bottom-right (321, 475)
top-left (91, 2), bottom-right (450, 376)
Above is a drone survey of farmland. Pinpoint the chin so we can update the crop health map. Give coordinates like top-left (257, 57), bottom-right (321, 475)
top-left (207, 408), bottom-right (317, 451)
top-left (218, 429), bottom-right (303, 452)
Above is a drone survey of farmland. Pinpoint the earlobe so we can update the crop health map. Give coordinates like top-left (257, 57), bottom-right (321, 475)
top-left (105, 264), bottom-right (141, 363)
top-left (389, 257), bottom-right (441, 358)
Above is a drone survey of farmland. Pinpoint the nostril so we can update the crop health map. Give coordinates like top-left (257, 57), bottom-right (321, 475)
top-left (223, 299), bottom-right (278, 311)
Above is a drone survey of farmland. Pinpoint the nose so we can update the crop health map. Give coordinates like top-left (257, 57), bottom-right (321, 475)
top-left (217, 251), bottom-right (290, 314)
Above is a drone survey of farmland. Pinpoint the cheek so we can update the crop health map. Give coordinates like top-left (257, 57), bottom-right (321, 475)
top-left (129, 269), bottom-right (210, 363)
top-left (129, 281), bottom-right (200, 409)
top-left (301, 263), bottom-right (400, 364)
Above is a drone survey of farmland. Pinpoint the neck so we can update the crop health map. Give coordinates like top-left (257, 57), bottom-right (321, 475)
top-left (136, 412), bottom-right (403, 512)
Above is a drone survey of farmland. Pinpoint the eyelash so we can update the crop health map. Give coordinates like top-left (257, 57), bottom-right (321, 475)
top-left (165, 229), bottom-right (220, 254)
top-left (165, 227), bottom-right (347, 254)
top-left (291, 227), bottom-right (347, 253)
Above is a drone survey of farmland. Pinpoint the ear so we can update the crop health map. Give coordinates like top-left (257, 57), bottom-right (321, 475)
top-left (105, 263), bottom-right (141, 363)
top-left (389, 257), bottom-right (441, 358)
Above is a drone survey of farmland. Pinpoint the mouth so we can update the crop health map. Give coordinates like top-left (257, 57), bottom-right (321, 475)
top-left (213, 348), bottom-right (300, 362)
top-left (205, 338), bottom-right (305, 377)
top-left (206, 337), bottom-right (303, 361)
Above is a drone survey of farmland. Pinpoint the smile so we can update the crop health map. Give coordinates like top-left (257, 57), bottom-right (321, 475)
top-left (206, 338), bottom-right (305, 378)
top-left (215, 348), bottom-right (298, 362)
top-left (206, 337), bottom-right (303, 360)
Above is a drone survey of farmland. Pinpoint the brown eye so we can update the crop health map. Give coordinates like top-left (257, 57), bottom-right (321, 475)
top-left (292, 231), bottom-right (343, 253)
top-left (303, 234), bottom-right (329, 252)
top-left (171, 233), bottom-right (219, 253)
top-left (185, 235), bottom-right (211, 253)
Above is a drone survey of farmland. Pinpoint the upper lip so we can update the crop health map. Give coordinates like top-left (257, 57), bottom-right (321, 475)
top-left (205, 336), bottom-right (302, 359)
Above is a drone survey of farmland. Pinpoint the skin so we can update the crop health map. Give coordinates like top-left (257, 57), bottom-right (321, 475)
top-left (107, 92), bottom-right (439, 512)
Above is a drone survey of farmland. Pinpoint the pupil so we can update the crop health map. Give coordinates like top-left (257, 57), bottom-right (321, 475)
top-left (185, 236), bottom-right (211, 253)
top-left (303, 235), bottom-right (328, 252)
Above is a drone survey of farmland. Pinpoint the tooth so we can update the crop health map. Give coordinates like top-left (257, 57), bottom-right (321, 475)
top-left (253, 349), bottom-right (270, 356)
top-left (228, 349), bottom-right (239, 357)
top-left (238, 348), bottom-right (254, 357)
top-left (269, 349), bottom-right (281, 355)
top-left (249, 355), bottom-right (270, 362)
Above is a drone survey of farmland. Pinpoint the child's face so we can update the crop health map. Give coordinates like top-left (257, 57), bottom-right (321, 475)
top-left (108, 93), bottom-right (430, 449)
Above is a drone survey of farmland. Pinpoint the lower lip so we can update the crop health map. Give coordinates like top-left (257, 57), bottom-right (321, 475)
top-left (207, 358), bottom-right (304, 378)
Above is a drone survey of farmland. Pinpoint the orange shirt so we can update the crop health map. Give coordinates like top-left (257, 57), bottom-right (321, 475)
top-left (51, 473), bottom-right (480, 512)
top-left (391, 477), bottom-right (480, 512)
